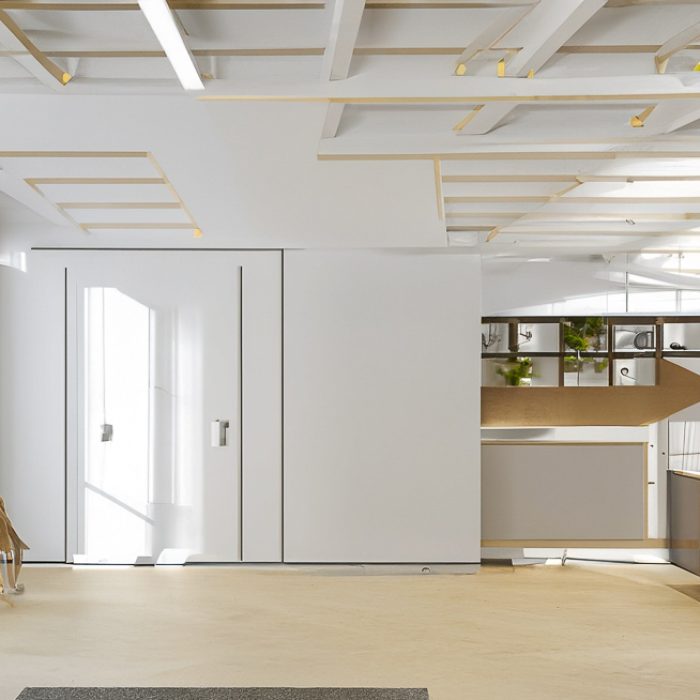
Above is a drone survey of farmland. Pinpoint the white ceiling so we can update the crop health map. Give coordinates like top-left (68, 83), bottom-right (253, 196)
top-left (1, 0), bottom-right (700, 257)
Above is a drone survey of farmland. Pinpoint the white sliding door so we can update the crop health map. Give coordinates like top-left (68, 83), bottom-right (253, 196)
top-left (67, 251), bottom-right (282, 565)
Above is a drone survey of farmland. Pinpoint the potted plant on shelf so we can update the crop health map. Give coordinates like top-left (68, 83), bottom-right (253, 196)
top-left (496, 357), bottom-right (533, 386)
top-left (564, 317), bottom-right (606, 353)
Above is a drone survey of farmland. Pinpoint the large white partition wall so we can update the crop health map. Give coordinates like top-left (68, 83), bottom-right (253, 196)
top-left (283, 250), bottom-right (482, 563)
top-left (0, 259), bottom-right (65, 561)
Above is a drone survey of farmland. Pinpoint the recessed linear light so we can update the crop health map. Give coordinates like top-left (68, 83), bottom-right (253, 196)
top-left (137, 0), bottom-right (203, 90)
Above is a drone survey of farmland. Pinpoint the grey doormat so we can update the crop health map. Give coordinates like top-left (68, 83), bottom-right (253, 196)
top-left (17, 690), bottom-right (429, 700)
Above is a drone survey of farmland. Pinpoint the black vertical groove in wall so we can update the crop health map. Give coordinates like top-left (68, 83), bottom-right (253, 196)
top-left (281, 250), bottom-right (285, 563)
top-left (64, 267), bottom-right (68, 563)
top-left (239, 265), bottom-right (244, 562)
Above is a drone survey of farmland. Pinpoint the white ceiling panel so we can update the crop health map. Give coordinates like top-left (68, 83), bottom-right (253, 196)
top-left (1, 0), bottom-right (700, 253)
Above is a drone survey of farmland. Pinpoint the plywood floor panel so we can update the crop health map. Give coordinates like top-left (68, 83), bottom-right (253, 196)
top-left (1, 564), bottom-right (699, 700)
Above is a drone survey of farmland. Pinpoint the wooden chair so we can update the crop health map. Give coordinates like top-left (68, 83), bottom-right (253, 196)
top-left (0, 497), bottom-right (29, 599)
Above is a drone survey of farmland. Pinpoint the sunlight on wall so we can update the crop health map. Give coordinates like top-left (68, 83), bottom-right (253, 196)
top-left (0, 251), bottom-right (26, 272)
top-left (83, 287), bottom-right (151, 563)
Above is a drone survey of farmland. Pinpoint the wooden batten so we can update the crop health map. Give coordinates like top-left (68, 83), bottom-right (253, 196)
top-left (482, 359), bottom-right (700, 427)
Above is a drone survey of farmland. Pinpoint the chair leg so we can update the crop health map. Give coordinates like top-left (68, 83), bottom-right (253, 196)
top-left (4, 552), bottom-right (16, 591)
top-left (0, 551), bottom-right (7, 594)
top-left (0, 564), bottom-right (11, 606)
top-left (14, 548), bottom-right (24, 592)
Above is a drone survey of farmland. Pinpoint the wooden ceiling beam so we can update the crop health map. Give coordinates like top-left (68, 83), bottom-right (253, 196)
top-left (485, 179), bottom-right (583, 240)
top-left (489, 232), bottom-right (700, 238)
top-left (453, 3), bottom-right (534, 70)
top-left (0, 0), bottom-right (686, 8)
top-left (455, 0), bottom-right (606, 135)
top-left (655, 21), bottom-right (700, 73)
top-left (447, 195), bottom-right (700, 203)
top-left (26, 177), bottom-right (165, 185)
top-left (446, 212), bottom-right (700, 221)
top-left (58, 201), bottom-right (182, 209)
top-left (0, 169), bottom-right (72, 225)
top-left (0, 1), bottom-right (325, 9)
top-left (637, 100), bottom-right (700, 136)
top-left (202, 73), bottom-right (700, 104)
top-left (81, 222), bottom-right (197, 229)
top-left (0, 150), bottom-right (148, 157)
top-left (0, 9), bottom-right (71, 86)
top-left (318, 150), bottom-right (700, 161)
top-left (24, 45), bottom-right (700, 60)
top-left (442, 174), bottom-right (700, 183)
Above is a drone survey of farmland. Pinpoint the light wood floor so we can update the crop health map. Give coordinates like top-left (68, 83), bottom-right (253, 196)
top-left (2, 563), bottom-right (700, 700)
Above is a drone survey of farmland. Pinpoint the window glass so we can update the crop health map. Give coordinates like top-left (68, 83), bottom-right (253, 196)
top-left (626, 289), bottom-right (677, 313)
top-left (680, 291), bottom-right (700, 312)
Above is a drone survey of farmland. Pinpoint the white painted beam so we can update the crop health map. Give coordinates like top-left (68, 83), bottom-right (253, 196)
top-left (643, 100), bottom-right (700, 135)
top-left (655, 22), bottom-right (700, 74)
top-left (321, 102), bottom-right (348, 138)
top-left (316, 132), bottom-right (700, 159)
top-left (505, 0), bottom-right (606, 76)
top-left (0, 169), bottom-right (72, 226)
top-left (321, 0), bottom-right (366, 81)
top-left (202, 73), bottom-right (697, 102)
top-left (486, 180), bottom-right (583, 241)
top-left (0, 10), bottom-right (71, 88)
top-left (454, 4), bottom-right (535, 69)
top-left (320, 0), bottom-right (365, 138)
top-left (456, 0), bottom-right (606, 135)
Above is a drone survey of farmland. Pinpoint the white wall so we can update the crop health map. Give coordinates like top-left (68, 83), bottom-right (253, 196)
top-left (2, 247), bottom-right (482, 566)
top-left (283, 250), bottom-right (482, 563)
top-left (0, 258), bottom-right (65, 561)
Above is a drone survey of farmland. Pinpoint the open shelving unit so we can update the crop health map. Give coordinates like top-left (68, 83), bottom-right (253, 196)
top-left (482, 316), bottom-right (700, 389)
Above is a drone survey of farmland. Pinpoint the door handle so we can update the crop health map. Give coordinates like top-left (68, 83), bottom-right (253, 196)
top-left (211, 419), bottom-right (230, 447)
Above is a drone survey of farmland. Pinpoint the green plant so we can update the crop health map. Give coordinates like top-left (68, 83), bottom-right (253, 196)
top-left (564, 317), bottom-right (606, 352)
top-left (563, 355), bottom-right (608, 375)
top-left (593, 358), bottom-right (609, 374)
top-left (496, 357), bottom-right (533, 386)
top-left (563, 326), bottom-right (588, 352)
top-left (563, 356), bottom-right (580, 373)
